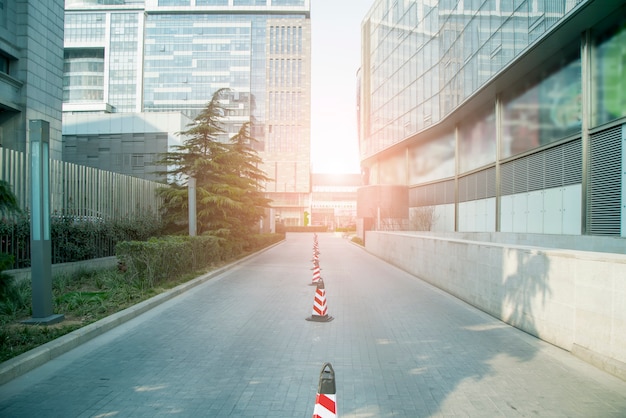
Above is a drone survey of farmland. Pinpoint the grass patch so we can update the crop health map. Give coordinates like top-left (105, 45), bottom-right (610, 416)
top-left (1, 256), bottom-right (241, 363)
top-left (0, 234), bottom-right (284, 364)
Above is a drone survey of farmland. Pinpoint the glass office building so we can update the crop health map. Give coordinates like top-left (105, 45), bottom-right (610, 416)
top-left (63, 0), bottom-right (311, 226)
top-left (358, 0), bottom-right (626, 239)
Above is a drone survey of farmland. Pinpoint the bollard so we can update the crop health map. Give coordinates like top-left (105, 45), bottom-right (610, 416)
top-left (313, 362), bottom-right (336, 418)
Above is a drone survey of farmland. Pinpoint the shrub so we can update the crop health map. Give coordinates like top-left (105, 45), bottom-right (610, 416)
top-left (116, 233), bottom-right (284, 287)
top-left (351, 236), bottom-right (364, 246)
top-left (0, 212), bottom-right (165, 269)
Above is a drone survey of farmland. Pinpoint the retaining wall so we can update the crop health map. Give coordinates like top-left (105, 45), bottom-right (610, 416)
top-left (365, 231), bottom-right (626, 381)
top-left (5, 257), bottom-right (119, 282)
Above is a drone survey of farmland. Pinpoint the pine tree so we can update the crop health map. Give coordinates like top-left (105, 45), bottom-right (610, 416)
top-left (157, 89), bottom-right (272, 237)
top-left (0, 180), bottom-right (20, 216)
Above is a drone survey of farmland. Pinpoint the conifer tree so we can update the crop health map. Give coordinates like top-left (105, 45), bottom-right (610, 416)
top-left (157, 89), bottom-right (272, 237)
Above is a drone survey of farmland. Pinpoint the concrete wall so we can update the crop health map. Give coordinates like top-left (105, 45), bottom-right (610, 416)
top-left (365, 231), bottom-right (626, 381)
top-left (6, 257), bottom-right (119, 282)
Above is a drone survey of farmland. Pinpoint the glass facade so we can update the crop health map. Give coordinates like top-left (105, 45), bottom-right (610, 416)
top-left (361, 0), bottom-right (584, 159)
top-left (109, 13), bottom-right (141, 112)
top-left (143, 15), bottom-right (256, 119)
top-left (458, 105), bottom-right (496, 173)
top-left (63, 49), bottom-right (105, 102)
top-left (502, 56), bottom-right (581, 159)
top-left (359, 0), bottom-right (626, 237)
top-left (592, 17), bottom-right (626, 127)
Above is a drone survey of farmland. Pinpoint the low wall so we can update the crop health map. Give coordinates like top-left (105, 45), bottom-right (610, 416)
top-left (365, 231), bottom-right (626, 381)
top-left (5, 256), bottom-right (119, 282)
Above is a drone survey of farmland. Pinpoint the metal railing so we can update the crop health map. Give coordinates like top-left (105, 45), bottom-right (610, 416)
top-left (1, 147), bottom-right (166, 268)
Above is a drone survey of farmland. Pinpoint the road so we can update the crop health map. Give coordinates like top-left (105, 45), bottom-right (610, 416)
top-left (1, 232), bottom-right (625, 417)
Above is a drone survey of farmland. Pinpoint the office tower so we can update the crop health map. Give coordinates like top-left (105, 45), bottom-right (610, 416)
top-left (63, 0), bottom-right (311, 226)
top-left (0, 0), bottom-right (64, 159)
top-left (358, 0), bottom-right (626, 237)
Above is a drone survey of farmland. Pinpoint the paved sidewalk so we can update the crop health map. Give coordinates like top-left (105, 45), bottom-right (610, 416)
top-left (1, 232), bottom-right (625, 417)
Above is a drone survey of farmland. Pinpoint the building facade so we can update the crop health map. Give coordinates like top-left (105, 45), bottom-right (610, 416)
top-left (0, 0), bottom-right (64, 160)
top-left (357, 0), bottom-right (626, 380)
top-left (63, 0), bottom-right (311, 225)
top-left (358, 0), bottom-right (626, 241)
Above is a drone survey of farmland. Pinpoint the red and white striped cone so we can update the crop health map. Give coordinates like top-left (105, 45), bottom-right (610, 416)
top-left (312, 363), bottom-right (337, 418)
top-left (310, 263), bottom-right (321, 285)
top-left (306, 279), bottom-right (333, 322)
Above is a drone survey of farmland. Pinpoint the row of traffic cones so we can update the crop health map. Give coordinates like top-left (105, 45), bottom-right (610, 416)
top-left (306, 235), bottom-right (338, 417)
top-left (306, 233), bottom-right (333, 322)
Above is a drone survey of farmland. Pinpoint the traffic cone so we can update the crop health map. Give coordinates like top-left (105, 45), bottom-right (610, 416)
top-left (312, 363), bottom-right (337, 418)
top-left (306, 279), bottom-right (333, 322)
top-left (310, 263), bottom-right (321, 285)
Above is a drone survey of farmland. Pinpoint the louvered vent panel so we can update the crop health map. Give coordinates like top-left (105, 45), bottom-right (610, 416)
top-left (514, 158), bottom-right (528, 194)
top-left (544, 146), bottom-right (562, 189)
top-left (435, 181), bottom-right (446, 203)
top-left (458, 176), bottom-right (470, 202)
top-left (459, 168), bottom-right (495, 202)
top-left (587, 127), bottom-right (622, 236)
top-left (486, 167), bottom-right (496, 197)
top-left (563, 139), bottom-right (582, 185)
top-left (408, 187), bottom-right (418, 206)
top-left (476, 170), bottom-right (487, 199)
top-left (501, 162), bottom-right (515, 195)
top-left (411, 179), bottom-right (456, 207)
top-left (527, 152), bottom-right (544, 191)
top-left (444, 179), bottom-right (455, 204)
top-left (501, 140), bottom-right (581, 196)
top-left (428, 185), bottom-right (435, 206)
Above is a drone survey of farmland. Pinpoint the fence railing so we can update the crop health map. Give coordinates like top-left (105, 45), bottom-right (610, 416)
top-left (1, 148), bottom-right (164, 220)
top-left (1, 147), bottom-right (166, 268)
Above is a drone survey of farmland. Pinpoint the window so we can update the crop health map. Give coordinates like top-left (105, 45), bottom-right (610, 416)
top-left (592, 18), bottom-right (626, 127)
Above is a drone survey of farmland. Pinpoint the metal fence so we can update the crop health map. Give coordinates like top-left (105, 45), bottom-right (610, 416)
top-left (1, 148), bottom-right (164, 220)
top-left (1, 147), bottom-right (166, 268)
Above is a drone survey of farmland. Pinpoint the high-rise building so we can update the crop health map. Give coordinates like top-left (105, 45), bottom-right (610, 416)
top-left (63, 0), bottom-right (311, 226)
top-left (358, 0), bottom-right (626, 239)
top-left (0, 0), bottom-right (64, 159)
top-left (356, 0), bottom-right (626, 379)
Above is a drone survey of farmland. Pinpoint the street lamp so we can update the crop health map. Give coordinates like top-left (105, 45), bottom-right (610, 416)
top-left (22, 120), bottom-right (64, 325)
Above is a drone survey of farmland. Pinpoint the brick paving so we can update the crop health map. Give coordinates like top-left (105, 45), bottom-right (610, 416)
top-left (1, 232), bottom-right (625, 417)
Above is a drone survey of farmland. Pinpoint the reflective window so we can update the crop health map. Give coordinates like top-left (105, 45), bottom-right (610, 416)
top-left (63, 48), bottom-right (105, 102)
top-left (502, 56), bottom-right (581, 158)
top-left (592, 18), bottom-right (626, 127)
top-left (272, 0), bottom-right (305, 5)
top-left (233, 0), bottom-right (267, 5)
top-left (459, 106), bottom-right (496, 173)
top-left (109, 13), bottom-right (140, 112)
top-left (408, 132), bottom-right (455, 185)
top-left (196, 0), bottom-right (229, 5)
top-left (158, 0), bottom-right (190, 6)
top-left (65, 13), bottom-right (106, 43)
top-left (361, 0), bottom-right (584, 159)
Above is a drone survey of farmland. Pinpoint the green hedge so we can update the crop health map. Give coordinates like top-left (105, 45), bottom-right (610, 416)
top-left (0, 213), bottom-right (165, 269)
top-left (116, 233), bottom-right (283, 287)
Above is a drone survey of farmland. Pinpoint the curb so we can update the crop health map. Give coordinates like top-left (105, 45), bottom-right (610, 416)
top-left (0, 240), bottom-right (284, 386)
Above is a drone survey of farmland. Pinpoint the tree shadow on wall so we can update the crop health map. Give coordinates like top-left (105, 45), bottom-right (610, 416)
top-left (501, 249), bottom-right (552, 353)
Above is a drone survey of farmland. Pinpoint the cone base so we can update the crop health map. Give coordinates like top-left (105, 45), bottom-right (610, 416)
top-left (309, 282), bottom-right (320, 286)
top-left (306, 315), bottom-right (334, 322)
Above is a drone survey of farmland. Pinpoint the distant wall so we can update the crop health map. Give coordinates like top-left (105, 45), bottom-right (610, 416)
top-left (365, 231), bottom-right (626, 381)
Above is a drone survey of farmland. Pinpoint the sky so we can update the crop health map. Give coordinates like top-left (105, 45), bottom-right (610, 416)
top-left (309, 1), bottom-right (374, 174)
